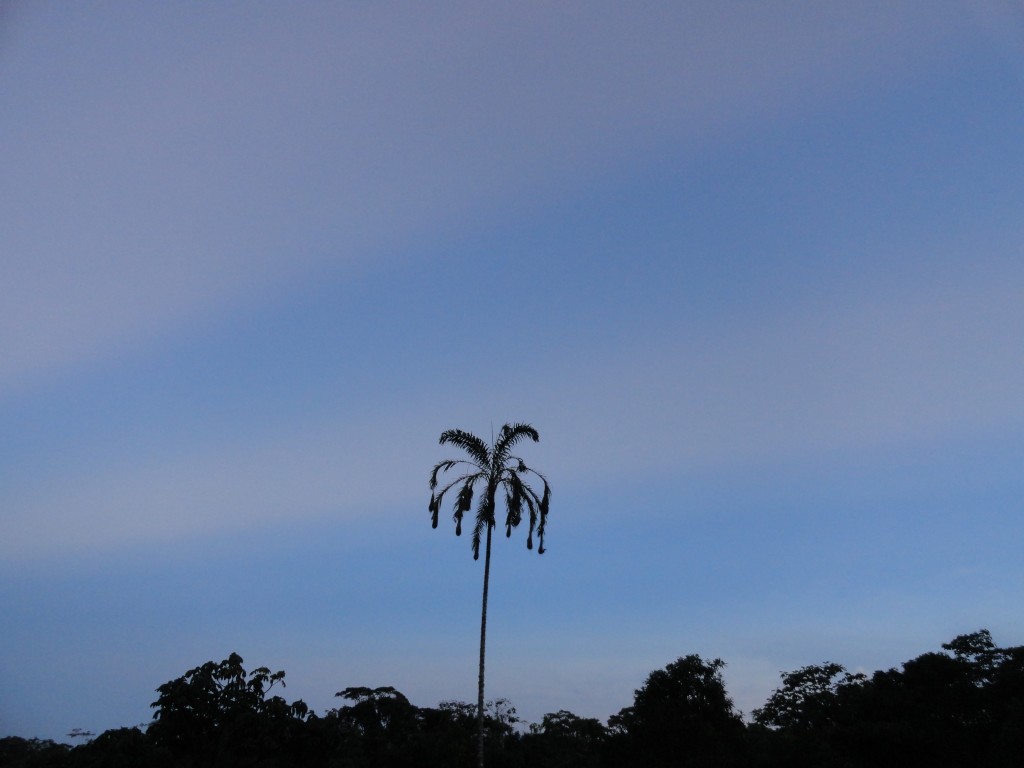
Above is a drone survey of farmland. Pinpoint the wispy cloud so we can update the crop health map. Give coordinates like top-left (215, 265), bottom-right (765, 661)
top-left (1, 2), bottom-right (976, 397)
top-left (6, 224), bottom-right (1019, 561)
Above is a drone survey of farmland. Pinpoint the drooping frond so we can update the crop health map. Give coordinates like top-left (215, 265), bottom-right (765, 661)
top-left (468, 483), bottom-right (497, 561)
top-left (456, 481), bottom-right (475, 514)
top-left (429, 494), bottom-right (439, 529)
top-left (493, 423), bottom-right (539, 466)
top-left (439, 429), bottom-right (490, 468)
top-left (504, 473), bottom-right (524, 537)
top-left (429, 459), bottom-right (458, 490)
top-left (452, 481), bottom-right (476, 537)
top-left (536, 478), bottom-right (550, 554)
top-left (514, 467), bottom-right (550, 554)
top-left (430, 471), bottom-right (484, 532)
top-left (521, 490), bottom-right (538, 550)
top-left (526, 499), bottom-right (536, 550)
top-left (444, 477), bottom-right (479, 538)
top-left (470, 491), bottom-right (488, 561)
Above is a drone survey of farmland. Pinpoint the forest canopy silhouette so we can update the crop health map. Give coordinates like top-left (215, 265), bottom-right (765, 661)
top-left (4, 629), bottom-right (1023, 767)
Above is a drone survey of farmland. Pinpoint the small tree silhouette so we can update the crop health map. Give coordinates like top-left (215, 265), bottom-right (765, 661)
top-left (429, 423), bottom-right (550, 768)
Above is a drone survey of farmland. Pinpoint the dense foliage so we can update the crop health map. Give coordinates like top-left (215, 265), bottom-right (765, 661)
top-left (4, 630), bottom-right (1023, 767)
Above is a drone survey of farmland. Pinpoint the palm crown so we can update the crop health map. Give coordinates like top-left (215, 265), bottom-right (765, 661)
top-left (429, 422), bottom-right (551, 558)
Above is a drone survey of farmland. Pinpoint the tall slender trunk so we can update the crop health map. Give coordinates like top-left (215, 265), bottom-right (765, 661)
top-left (477, 521), bottom-right (493, 768)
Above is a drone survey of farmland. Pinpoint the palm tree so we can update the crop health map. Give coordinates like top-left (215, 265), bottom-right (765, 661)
top-left (429, 423), bottom-right (551, 768)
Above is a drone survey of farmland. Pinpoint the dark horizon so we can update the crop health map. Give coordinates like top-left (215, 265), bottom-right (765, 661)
top-left (5, 628), bottom-right (1021, 768)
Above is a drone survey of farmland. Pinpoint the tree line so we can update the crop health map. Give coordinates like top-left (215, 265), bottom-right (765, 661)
top-left (3, 629), bottom-right (1023, 767)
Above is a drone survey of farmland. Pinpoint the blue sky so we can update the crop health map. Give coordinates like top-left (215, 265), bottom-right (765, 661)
top-left (3, 0), bottom-right (1024, 741)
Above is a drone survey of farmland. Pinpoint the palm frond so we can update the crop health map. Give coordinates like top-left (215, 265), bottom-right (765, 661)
top-left (439, 429), bottom-right (490, 468)
top-left (470, 489), bottom-right (495, 561)
top-left (433, 473), bottom-right (479, 503)
top-left (504, 474), bottom-right (523, 537)
top-left (430, 479), bottom-right (463, 529)
top-left (522, 492), bottom-right (537, 550)
top-left (453, 478), bottom-right (481, 537)
top-left (470, 511), bottom-right (483, 560)
top-left (454, 480), bottom-right (474, 538)
top-left (431, 487), bottom-right (451, 527)
top-left (536, 479), bottom-right (550, 554)
top-left (430, 458), bottom-right (482, 490)
top-left (508, 467), bottom-right (547, 551)
top-left (493, 423), bottom-right (539, 466)
top-left (431, 472), bottom-right (485, 536)
top-left (429, 460), bottom-right (455, 490)
top-left (456, 481), bottom-right (475, 514)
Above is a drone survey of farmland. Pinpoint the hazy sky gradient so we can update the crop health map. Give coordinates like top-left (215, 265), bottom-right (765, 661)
top-left (3, 0), bottom-right (1024, 741)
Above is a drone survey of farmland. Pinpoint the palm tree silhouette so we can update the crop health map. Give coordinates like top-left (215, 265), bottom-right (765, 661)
top-left (429, 423), bottom-right (550, 768)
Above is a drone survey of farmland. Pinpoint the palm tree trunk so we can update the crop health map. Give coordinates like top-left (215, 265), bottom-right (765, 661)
top-left (477, 521), bottom-right (493, 768)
